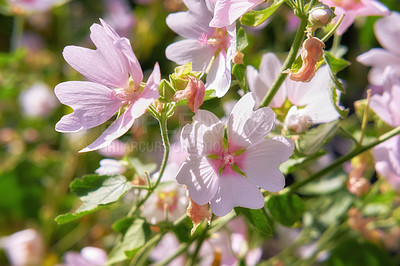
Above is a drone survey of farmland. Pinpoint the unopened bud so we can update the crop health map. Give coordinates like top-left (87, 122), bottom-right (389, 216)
top-left (284, 106), bottom-right (312, 133)
top-left (173, 76), bottom-right (205, 112)
top-left (233, 51), bottom-right (244, 65)
top-left (308, 5), bottom-right (335, 30)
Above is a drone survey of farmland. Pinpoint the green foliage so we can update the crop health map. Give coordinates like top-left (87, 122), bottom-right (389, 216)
top-left (267, 194), bottom-right (305, 226)
top-left (232, 63), bottom-right (247, 91)
top-left (237, 28), bottom-right (248, 52)
top-left (240, 0), bottom-right (284, 27)
top-left (55, 175), bottom-right (133, 224)
top-left (235, 207), bottom-right (273, 237)
top-left (327, 239), bottom-right (395, 266)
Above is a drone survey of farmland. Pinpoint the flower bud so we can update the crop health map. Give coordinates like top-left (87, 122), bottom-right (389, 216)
top-left (233, 50), bottom-right (244, 65)
top-left (284, 106), bottom-right (313, 133)
top-left (308, 5), bottom-right (335, 30)
top-left (173, 76), bottom-right (205, 112)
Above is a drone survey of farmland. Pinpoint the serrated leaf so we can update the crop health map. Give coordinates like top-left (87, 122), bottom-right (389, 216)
top-left (296, 120), bottom-right (339, 155)
top-left (235, 207), bottom-right (273, 237)
top-left (237, 28), bottom-right (248, 51)
top-left (267, 194), bottom-right (305, 226)
top-left (175, 89), bottom-right (215, 106)
top-left (107, 219), bottom-right (150, 265)
top-left (55, 175), bottom-right (133, 224)
top-left (240, 0), bottom-right (284, 27)
top-left (324, 51), bottom-right (350, 74)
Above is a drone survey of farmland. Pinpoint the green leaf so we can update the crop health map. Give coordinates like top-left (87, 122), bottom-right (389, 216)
top-left (232, 64), bottom-right (247, 91)
top-left (107, 219), bottom-right (151, 264)
top-left (237, 28), bottom-right (248, 51)
top-left (113, 217), bottom-right (135, 234)
top-left (175, 89), bottom-right (215, 106)
top-left (235, 207), bottom-right (273, 237)
top-left (128, 158), bottom-right (157, 177)
top-left (55, 175), bottom-right (133, 224)
top-left (327, 239), bottom-right (395, 266)
top-left (296, 120), bottom-right (339, 156)
top-left (267, 194), bottom-right (305, 226)
top-left (240, 0), bottom-right (284, 27)
top-left (158, 79), bottom-right (176, 103)
top-left (324, 51), bottom-right (350, 74)
top-left (279, 151), bottom-right (326, 175)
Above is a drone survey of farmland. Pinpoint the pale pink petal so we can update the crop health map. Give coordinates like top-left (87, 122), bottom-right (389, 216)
top-left (210, 168), bottom-right (264, 217)
top-left (166, 39), bottom-right (215, 72)
top-left (210, 0), bottom-right (264, 27)
top-left (374, 12), bottom-right (400, 55)
top-left (370, 87), bottom-right (397, 127)
top-left (80, 247), bottom-right (108, 265)
top-left (335, 9), bottom-right (355, 36)
top-left (227, 93), bottom-right (275, 148)
top-left (63, 23), bottom-right (131, 88)
top-left (205, 52), bottom-right (232, 97)
top-left (246, 65), bottom-right (266, 106)
top-left (373, 136), bottom-right (400, 190)
top-left (166, 9), bottom-right (212, 40)
top-left (64, 252), bottom-right (89, 266)
top-left (239, 136), bottom-right (294, 192)
top-left (55, 81), bottom-right (123, 132)
top-left (80, 63), bottom-right (160, 152)
top-left (356, 0), bottom-right (389, 17)
top-left (181, 110), bottom-right (225, 155)
top-left (246, 248), bottom-right (263, 265)
top-left (176, 155), bottom-right (219, 205)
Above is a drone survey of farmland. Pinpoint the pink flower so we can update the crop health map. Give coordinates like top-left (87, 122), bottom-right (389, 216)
top-left (320, 0), bottom-right (389, 35)
top-left (19, 82), bottom-right (58, 118)
top-left (95, 158), bottom-right (127, 175)
top-left (55, 19), bottom-right (160, 152)
top-left (175, 93), bottom-right (294, 216)
top-left (357, 11), bottom-right (400, 86)
top-left (0, 229), bottom-right (44, 266)
top-left (150, 233), bottom-right (185, 265)
top-left (165, 0), bottom-right (236, 97)
top-left (63, 246), bottom-right (107, 266)
top-left (172, 76), bottom-right (206, 112)
top-left (370, 67), bottom-right (400, 190)
top-left (7, 0), bottom-right (63, 13)
top-left (209, 0), bottom-right (264, 28)
top-left (103, 0), bottom-right (135, 37)
top-left (247, 53), bottom-right (341, 132)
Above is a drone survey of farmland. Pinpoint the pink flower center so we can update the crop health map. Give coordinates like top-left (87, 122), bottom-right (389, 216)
top-left (156, 191), bottom-right (178, 213)
top-left (198, 28), bottom-right (229, 53)
top-left (110, 77), bottom-right (139, 103)
top-left (222, 153), bottom-right (235, 167)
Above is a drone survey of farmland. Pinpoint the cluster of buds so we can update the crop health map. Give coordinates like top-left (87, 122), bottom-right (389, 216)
top-left (158, 63), bottom-right (205, 113)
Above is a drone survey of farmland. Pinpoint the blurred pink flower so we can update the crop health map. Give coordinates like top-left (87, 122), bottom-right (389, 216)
top-left (7, 0), bottom-right (63, 13)
top-left (63, 246), bottom-right (107, 266)
top-left (103, 0), bottom-right (135, 37)
top-left (165, 0), bottom-right (236, 97)
top-left (357, 11), bottom-right (400, 86)
top-left (98, 139), bottom-right (127, 158)
top-left (370, 67), bottom-right (400, 190)
top-left (19, 82), bottom-right (58, 118)
top-left (247, 53), bottom-right (341, 132)
top-left (95, 158), bottom-right (127, 175)
top-left (150, 233), bottom-right (185, 265)
top-left (209, 0), bottom-right (264, 28)
top-left (321, 0), bottom-right (389, 35)
top-left (176, 93), bottom-right (294, 216)
top-left (55, 19), bottom-right (160, 152)
top-left (0, 229), bottom-right (44, 266)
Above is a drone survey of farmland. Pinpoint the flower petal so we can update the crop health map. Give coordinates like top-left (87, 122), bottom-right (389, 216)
top-left (166, 39), bottom-right (214, 72)
top-left (374, 12), bottom-right (400, 55)
top-left (55, 81), bottom-right (123, 132)
top-left (227, 93), bottom-right (275, 148)
top-left (181, 110), bottom-right (224, 155)
top-left (238, 136), bottom-right (294, 192)
top-left (210, 0), bottom-right (264, 28)
top-left (63, 23), bottom-right (130, 88)
top-left (206, 52), bottom-right (232, 98)
top-left (176, 155), bottom-right (219, 205)
top-left (210, 168), bottom-right (264, 217)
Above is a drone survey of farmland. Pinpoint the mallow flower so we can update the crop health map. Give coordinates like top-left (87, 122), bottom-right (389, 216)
top-left (247, 53), bottom-right (341, 132)
top-left (165, 0), bottom-right (236, 97)
top-left (320, 0), bottom-right (389, 35)
top-left (370, 67), bottom-right (400, 190)
top-left (55, 19), bottom-right (160, 152)
top-left (357, 11), bottom-right (400, 86)
top-left (175, 93), bottom-right (294, 216)
top-left (209, 0), bottom-right (264, 28)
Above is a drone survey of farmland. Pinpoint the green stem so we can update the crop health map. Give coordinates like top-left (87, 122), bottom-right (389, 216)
top-left (127, 113), bottom-right (170, 216)
top-left (259, 17), bottom-right (308, 108)
top-left (321, 14), bottom-right (345, 42)
top-left (189, 220), bottom-right (212, 266)
top-left (285, 126), bottom-right (400, 193)
top-left (10, 15), bottom-right (24, 51)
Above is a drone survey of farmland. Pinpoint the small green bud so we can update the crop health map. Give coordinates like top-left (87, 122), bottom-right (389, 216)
top-left (308, 4), bottom-right (335, 30)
